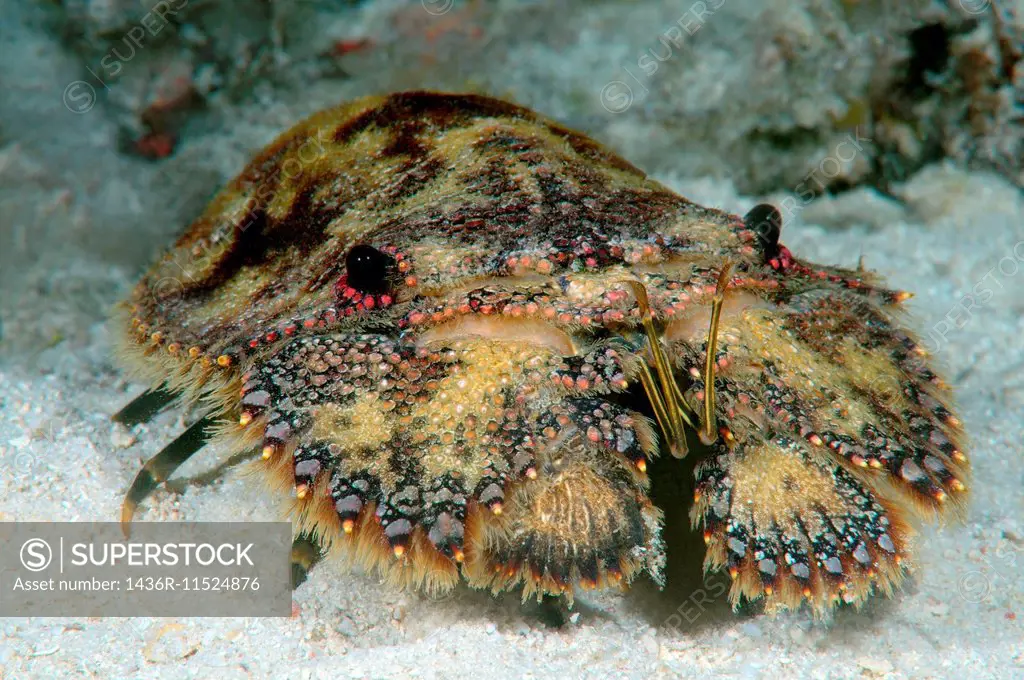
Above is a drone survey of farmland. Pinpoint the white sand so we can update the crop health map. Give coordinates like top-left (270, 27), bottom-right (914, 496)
top-left (3, 162), bottom-right (1021, 679)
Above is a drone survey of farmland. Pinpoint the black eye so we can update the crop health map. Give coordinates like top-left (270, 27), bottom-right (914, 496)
top-left (744, 204), bottom-right (782, 261)
top-left (345, 244), bottom-right (395, 294)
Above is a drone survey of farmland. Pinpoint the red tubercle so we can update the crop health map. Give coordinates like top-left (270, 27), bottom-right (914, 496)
top-left (246, 328), bottom-right (284, 349)
top-left (290, 245), bottom-right (412, 329)
top-left (134, 132), bottom-right (176, 159)
top-left (768, 245), bottom-right (796, 272)
top-left (333, 274), bottom-right (397, 314)
top-left (771, 245), bottom-right (874, 290)
top-left (336, 274), bottom-right (356, 299)
top-left (332, 38), bottom-right (374, 56)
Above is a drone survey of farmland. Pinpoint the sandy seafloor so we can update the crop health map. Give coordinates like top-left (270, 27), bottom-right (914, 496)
top-left (2, 4), bottom-right (1024, 680)
top-left (2, 167), bottom-right (1023, 680)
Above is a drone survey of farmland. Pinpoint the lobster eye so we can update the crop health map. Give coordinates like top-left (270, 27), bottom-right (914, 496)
top-left (744, 204), bottom-right (782, 261)
top-left (345, 244), bottom-right (395, 294)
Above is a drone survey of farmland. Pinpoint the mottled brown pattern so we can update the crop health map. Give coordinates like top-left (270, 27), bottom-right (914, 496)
top-left (115, 92), bottom-right (968, 614)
